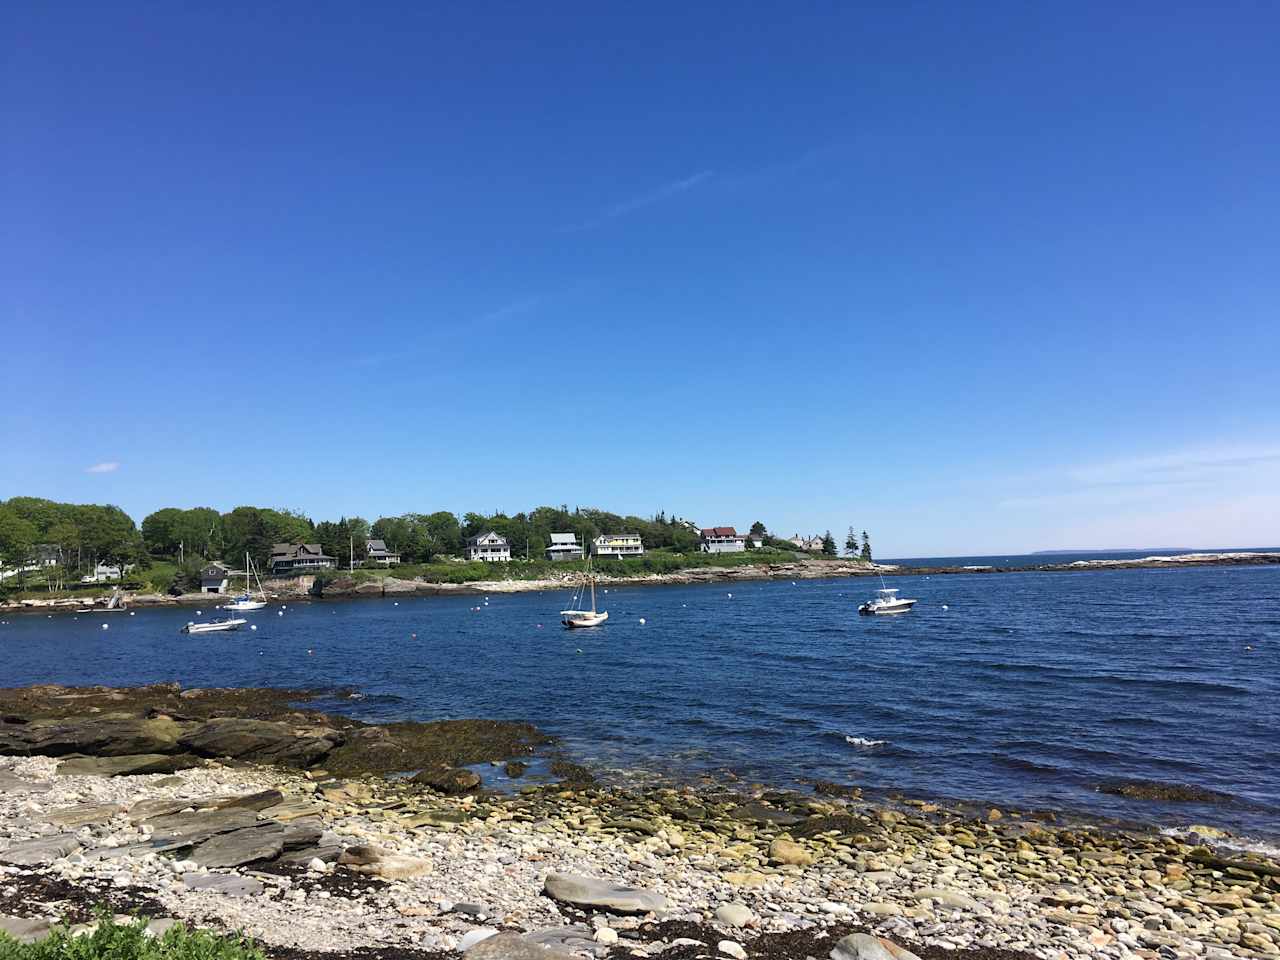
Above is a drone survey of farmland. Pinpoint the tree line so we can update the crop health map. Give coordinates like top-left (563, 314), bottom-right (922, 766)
top-left (0, 496), bottom-right (873, 588)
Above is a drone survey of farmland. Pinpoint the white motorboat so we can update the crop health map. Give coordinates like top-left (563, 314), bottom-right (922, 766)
top-left (561, 554), bottom-right (608, 628)
top-left (181, 617), bottom-right (247, 634)
top-left (222, 553), bottom-right (268, 611)
top-left (858, 587), bottom-right (917, 615)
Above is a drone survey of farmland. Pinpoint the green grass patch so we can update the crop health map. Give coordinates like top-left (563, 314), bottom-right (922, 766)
top-left (0, 913), bottom-right (265, 960)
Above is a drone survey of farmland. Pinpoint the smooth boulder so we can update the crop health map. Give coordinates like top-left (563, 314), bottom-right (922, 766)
top-left (543, 872), bottom-right (669, 914)
top-left (465, 933), bottom-right (576, 959)
top-left (832, 933), bottom-right (922, 960)
top-left (339, 844), bottom-right (432, 879)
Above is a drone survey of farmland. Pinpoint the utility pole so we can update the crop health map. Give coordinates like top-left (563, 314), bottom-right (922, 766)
top-left (349, 534), bottom-right (354, 572)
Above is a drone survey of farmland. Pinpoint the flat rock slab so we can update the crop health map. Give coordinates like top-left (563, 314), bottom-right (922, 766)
top-left (0, 915), bottom-right (53, 944)
top-left (56, 753), bottom-right (199, 777)
top-left (182, 873), bottom-right (264, 897)
top-left (260, 798), bottom-right (322, 822)
top-left (179, 718), bottom-right (338, 767)
top-left (731, 801), bottom-right (805, 826)
top-left (832, 933), bottom-right (922, 960)
top-left (216, 789), bottom-right (284, 811)
top-left (142, 807), bottom-right (260, 843)
top-left (0, 770), bottom-right (49, 793)
top-left (465, 932), bottom-right (576, 959)
top-left (0, 833), bottom-right (81, 865)
top-left (46, 802), bottom-right (124, 827)
top-left (543, 872), bottom-right (669, 915)
top-left (191, 824), bottom-right (286, 868)
top-left (128, 798), bottom-right (204, 820)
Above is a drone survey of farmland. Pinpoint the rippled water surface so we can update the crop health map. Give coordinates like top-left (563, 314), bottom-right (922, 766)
top-left (4, 565), bottom-right (1279, 836)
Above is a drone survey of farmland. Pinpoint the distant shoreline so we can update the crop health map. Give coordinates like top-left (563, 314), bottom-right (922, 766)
top-left (4, 550), bottom-right (1277, 614)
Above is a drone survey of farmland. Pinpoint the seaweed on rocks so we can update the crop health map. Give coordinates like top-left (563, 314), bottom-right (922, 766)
top-left (603, 921), bottom-right (1041, 960)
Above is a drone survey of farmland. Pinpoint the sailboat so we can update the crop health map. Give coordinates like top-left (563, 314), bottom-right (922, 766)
top-left (222, 553), bottom-right (268, 612)
top-left (561, 554), bottom-right (608, 628)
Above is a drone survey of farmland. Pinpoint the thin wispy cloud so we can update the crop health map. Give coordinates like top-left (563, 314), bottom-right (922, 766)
top-left (85, 461), bottom-right (120, 474)
top-left (475, 296), bottom-right (542, 326)
top-left (564, 171), bottom-right (713, 232)
top-left (998, 443), bottom-right (1280, 510)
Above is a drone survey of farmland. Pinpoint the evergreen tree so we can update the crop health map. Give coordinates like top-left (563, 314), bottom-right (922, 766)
top-left (821, 530), bottom-right (837, 556)
top-left (860, 531), bottom-right (872, 562)
top-left (845, 526), bottom-right (859, 556)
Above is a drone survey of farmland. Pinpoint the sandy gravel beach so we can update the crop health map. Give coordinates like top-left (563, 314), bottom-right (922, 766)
top-left (1, 686), bottom-right (1277, 960)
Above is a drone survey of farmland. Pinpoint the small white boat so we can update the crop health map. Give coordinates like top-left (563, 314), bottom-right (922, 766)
top-left (858, 587), bottom-right (917, 615)
top-left (182, 617), bottom-right (247, 634)
top-left (561, 555), bottom-right (607, 628)
top-left (222, 553), bottom-right (268, 611)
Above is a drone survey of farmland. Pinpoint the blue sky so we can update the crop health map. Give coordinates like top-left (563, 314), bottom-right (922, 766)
top-left (3, 2), bottom-right (1278, 556)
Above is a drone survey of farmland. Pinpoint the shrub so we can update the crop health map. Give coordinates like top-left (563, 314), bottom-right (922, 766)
top-left (0, 913), bottom-right (266, 960)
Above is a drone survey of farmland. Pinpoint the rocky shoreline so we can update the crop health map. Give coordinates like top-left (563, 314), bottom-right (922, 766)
top-left (1, 685), bottom-right (1278, 960)
top-left (4, 553), bottom-right (1277, 615)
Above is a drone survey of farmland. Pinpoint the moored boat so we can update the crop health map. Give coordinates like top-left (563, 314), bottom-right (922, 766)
top-left (858, 587), bottom-right (917, 615)
top-left (222, 553), bottom-right (268, 611)
top-left (181, 617), bottom-right (247, 634)
top-left (561, 554), bottom-right (608, 628)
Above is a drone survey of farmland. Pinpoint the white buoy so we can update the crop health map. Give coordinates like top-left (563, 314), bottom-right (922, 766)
top-left (129, 611), bottom-right (135, 616)
top-left (196, 610), bottom-right (202, 615)
top-left (278, 611), bottom-right (284, 616)
top-left (942, 604), bottom-right (949, 611)
top-left (727, 592), bottom-right (733, 598)
top-left (101, 623), bottom-right (108, 630)
top-left (393, 601), bottom-right (399, 606)
top-left (639, 617), bottom-right (646, 625)
top-left (250, 624), bottom-right (257, 631)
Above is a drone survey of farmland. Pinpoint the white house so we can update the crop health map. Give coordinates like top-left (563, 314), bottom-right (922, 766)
top-left (466, 532), bottom-right (511, 562)
top-left (789, 534), bottom-right (825, 552)
top-left (80, 562), bottom-right (135, 583)
top-left (701, 526), bottom-right (746, 553)
top-left (366, 539), bottom-right (401, 566)
top-left (592, 533), bottom-right (644, 559)
top-left (545, 532), bottom-right (584, 562)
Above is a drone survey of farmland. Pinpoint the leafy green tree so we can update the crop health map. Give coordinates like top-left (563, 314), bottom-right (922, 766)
top-left (821, 530), bottom-right (837, 556)
top-left (749, 520), bottom-right (767, 539)
top-left (0, 508), bottom-right (38, 586)
top-left (845, 527), bottom-right (859, 556)
top-left (860, 531), bottom-right (872, 562)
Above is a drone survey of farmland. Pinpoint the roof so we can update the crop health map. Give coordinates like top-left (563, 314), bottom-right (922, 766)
top-left (271, 543), bottom-right (334, 561)
top-left (467, 532), bottom-right (508, 546)
top-left (701, 527), bottom-right (740, 538)
top-left (595, 533), bottom-right (641, 541)
top-left (549, 533), bottom-right (579, 545)
top-left (367, 539), bottom-right (392, 553)
top-left (201, 562), bottom-right (229, 576)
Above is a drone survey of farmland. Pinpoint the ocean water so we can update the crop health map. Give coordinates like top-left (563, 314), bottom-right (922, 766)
top-left (884, 547), bottom-right (1280, 568)
top-left (3, 564), bottom-right (1278, 839)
